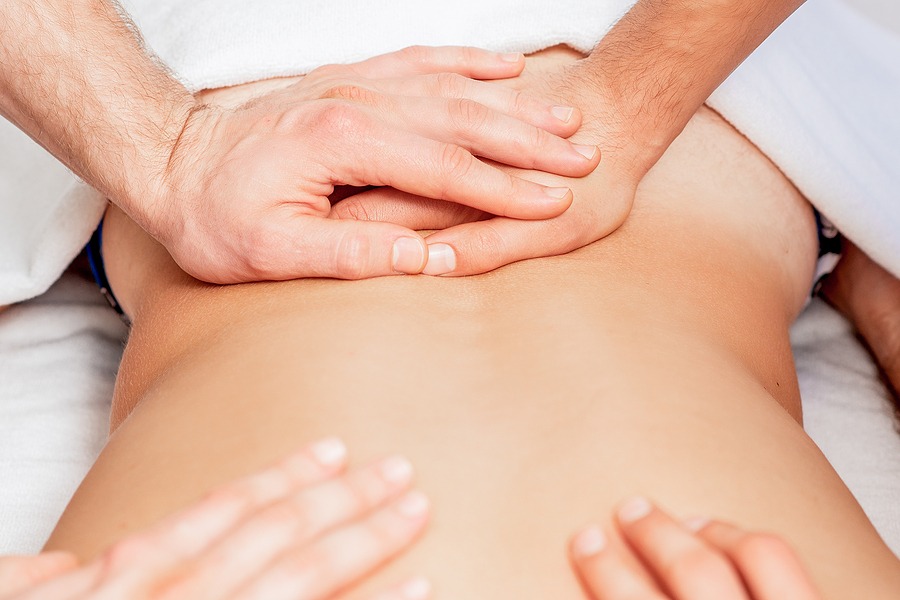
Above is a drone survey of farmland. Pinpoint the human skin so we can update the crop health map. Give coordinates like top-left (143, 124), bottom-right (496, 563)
top-left (406, 0), bottom-right (807, 275)
top-left (0, 0), bottom-right (807, 283)
top-left (1, 440), bottom-right (432, 600)
top-left (0, 1), bottom-right (597, 282)
top-left (571, 499), bottom-right (821, 599)
top-left (821, 242), bottom-right (900, 407)
top-left (44, 49), bottom-right (900, 599)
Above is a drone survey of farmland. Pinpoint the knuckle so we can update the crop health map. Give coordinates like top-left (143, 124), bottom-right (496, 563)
top-left (437, 144), bottom-right (476, 194)
top-left (399, 45), bottom-right (431, 65)
top-left (734, 533), bottom-right (791, 564)
top-left (449, 98), bottom-right (490, 134)
top-left (322, 84), bottom-right (378, 105)
top-left (258, 501), bottom-right (313, 534)
top-left (664, 547), bottom-right (733, 583)
top-left (307, 63), bottom-right (344, 82)
top-left (435, 72), bottom-right (468, 97)
top-left (509, 89), bottom-right (529, 116)
top-left (103, 536), bottom-right (154, 571)
top-left (334, 231), bottom-right (373, 279)
top-left (340, 475), bottom-right (379, 514)
top-left (313, 101), bottom-right (366, 136)
top-left (241, 231), bottom-right (278, 279)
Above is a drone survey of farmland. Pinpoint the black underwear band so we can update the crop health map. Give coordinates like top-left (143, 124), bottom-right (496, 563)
top-left (86, 220), bottom-right (130, 325)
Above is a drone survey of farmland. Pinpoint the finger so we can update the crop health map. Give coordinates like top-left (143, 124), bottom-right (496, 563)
top-left (694, 520), bottom-right (822, 600)
top-left (418, 213), bottom-right (581, 276)
top-left (419, 179), bottom-right (634, 276)
top-left (376, 73), bottom-right (582, 137)
top-left (91, 439), bottom-right (349, 589)
top-left (346, 45), bottom-right (526, 80)
top-left (314, 89), bottom-right (596, 176)
top-left (0, 553), bottom-right (78, 598)
top-left (234, 491), bottom-right (431, 600)
top-left (330, 127), bottom-right (573, 220)
top-left (158, 455), bottom-right (417, 600)
top-left (615, 497), bottom-right (750, 600)
top-left (246, 213), bottom-right (428, 279)
top-left (367, 577), bottom-right (432, 600)
top-left (331, 188), bottom-right (487, 231)
top-left (570, 526), bottom-right (668, 600)
top-left (375, 96), bottom-right (599, 177)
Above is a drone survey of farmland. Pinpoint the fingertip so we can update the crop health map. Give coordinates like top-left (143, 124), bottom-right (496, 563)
top-left (392, 236), bottom-right (428, 274)
top-left (422, 243), bottom-right (456, 276)
top-left (683, 516), bottom-right (712, 533)
top-left (485, 51), bottom-right (525, 78)
top-left (309, 437), bottom-right (349, 468)
top-left (616, 496), bottom-right (653, 525)
top-left (394, 491), bottom-right (431, 521)
top-left (399, 576), bottom-right (432, 600)
top-left (572, 525), bottom-right (608, 559)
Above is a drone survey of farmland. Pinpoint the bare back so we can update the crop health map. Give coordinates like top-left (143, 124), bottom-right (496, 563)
top-left (45, 49), bottom-right (900, 599)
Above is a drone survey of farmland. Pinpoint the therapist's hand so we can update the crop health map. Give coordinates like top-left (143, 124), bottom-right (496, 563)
top-left (1, 439), bottom-right (432, 600)
top-left (150, 46), bottom-right (600, 283)
top-left (570, 497), bottom-right (821, 600)
top-left (331, 57), bottom-right (642, 276)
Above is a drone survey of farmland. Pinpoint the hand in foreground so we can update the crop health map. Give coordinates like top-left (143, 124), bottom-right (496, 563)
top-left (150, 46), bottom-right (599, 283)
top-left (570, 497), bottom-right (821, 600)
top-left (1, 439), bottom-right (431, 600)
top-left (331, 56), bottom-right (643, 276)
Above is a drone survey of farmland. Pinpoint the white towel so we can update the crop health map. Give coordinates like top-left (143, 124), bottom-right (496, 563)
top-left (1, 0), bottom-right (898, 305)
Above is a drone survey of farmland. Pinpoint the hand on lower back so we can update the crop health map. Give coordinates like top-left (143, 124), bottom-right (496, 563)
top-left (144, 46), bottom-right (599, 283)
top-left (569, 497), bottom-right (821, 600)
top-left (3, 439), bottom-right (431, 600)
top-left (331, 55), bottom-right (645, 276)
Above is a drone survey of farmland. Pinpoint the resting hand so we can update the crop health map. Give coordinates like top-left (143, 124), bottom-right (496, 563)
top-left (570, 497), bottom-right (821, 600)
top-left (150, 46), bottom-right (599, 283)
top-left (1, 439), bottom-right (431, 600)
top-left (332, 56), bottom-right (644, 276)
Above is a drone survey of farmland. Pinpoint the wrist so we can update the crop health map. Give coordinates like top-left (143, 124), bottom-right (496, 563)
top-left (564, 61), bottom-right (667, 182)
top-left (129, 97), bottom-right (215, 241)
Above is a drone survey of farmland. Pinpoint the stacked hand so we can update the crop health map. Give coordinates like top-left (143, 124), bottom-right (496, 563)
top-left (331, 55), bottom-right (647, 276)
top-left (149, 46), bottom-right (601, 283)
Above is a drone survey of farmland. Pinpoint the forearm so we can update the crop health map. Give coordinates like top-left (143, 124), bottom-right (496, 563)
top-left (0, 0), bottom-right (195, 217)
top-left (581, 0), bottom-right (804, 174)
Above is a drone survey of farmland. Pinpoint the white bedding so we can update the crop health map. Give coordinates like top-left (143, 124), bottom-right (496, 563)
top-left (0, 0), bottom-right (898, 562)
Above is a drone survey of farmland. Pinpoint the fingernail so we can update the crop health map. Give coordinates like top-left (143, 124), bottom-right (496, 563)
top-left (551, 105), bottom-right (575, 123)
top-left (379, 455), bottom-right (414, 486)
top-left (401, 577), bottom-right (432, 600)
top-left (544, 187), bottom-right (572, 201)
top-left (310, 437), bottom-right (347, 467)
top-left (396, 491), bottom-right (430, 519)
top-left (423, 243), bottom-right (456, 276)
top-left (618, 497), bottom-right (653, 523)
top-left (684, 516), bottom-right (711, 532)
top-left (574, 526), bottom-right (607, 557)
top-left (573, 144), bottom-right (598, 161)
top-left (501, 52), bottom-right (522, 62)
top-left (392, 237), bottom-right (426, 274)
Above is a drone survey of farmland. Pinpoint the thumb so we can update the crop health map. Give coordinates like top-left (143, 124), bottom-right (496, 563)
top-left (261, 215), bottom-right (429, 280)
top-left (331, 188), bottom-right (487, 231)
top-left (0, 552), bottom-right (79, 597)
